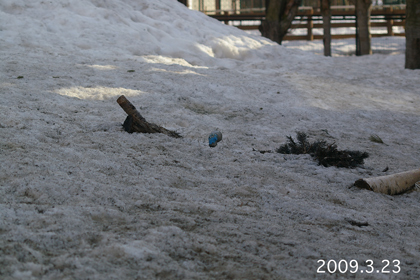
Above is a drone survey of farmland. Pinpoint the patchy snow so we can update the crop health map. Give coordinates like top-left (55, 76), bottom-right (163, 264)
top-left (0, 0), bottom-right (419, 279)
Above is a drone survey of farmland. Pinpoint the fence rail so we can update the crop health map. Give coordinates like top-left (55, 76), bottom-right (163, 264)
top-left (208, 6), bottom-right (406, 41)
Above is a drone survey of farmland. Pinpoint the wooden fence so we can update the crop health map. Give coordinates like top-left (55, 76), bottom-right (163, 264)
top-left (208, 6), bottom-right (406, 41)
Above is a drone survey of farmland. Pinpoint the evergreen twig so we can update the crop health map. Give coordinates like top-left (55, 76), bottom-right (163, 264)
top-left (277, 132), bottom-right (369, 168)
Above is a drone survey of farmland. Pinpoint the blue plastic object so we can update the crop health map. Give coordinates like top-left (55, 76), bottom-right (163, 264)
top-left (209, 131), bottom-right (222, 147)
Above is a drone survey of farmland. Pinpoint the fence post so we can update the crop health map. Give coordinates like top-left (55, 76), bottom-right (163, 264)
top-left (386, 7), bottom-right (394, 36)
top-left (216, 0), bottom-right (221, 14)
top-left (307, 8), bottom-right (314, 41)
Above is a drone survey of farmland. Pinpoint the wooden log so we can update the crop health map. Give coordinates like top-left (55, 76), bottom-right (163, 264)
top-left (116, 95), bottom-right (181, 138)
top-left (354, 168), bottom-right (420, 195)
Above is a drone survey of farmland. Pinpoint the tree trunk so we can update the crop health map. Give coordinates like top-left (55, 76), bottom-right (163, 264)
top-left (259, 0), bottom-right (302, 45)
top-left (321, 0), bottom-right (331, 56)
top-left (405, 0), bottom-right (420, 69)
top-left (355, 0), bottom-right (372, 55)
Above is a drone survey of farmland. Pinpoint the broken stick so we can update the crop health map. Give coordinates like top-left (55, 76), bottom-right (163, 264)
top-left (354, 168), bottom-right (420, 195)
top-left (117, 95), bottom-right (181, 138)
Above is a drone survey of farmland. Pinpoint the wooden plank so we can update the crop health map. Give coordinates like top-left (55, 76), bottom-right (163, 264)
top-left (315, 22), bottom-right (354, 28)
top-left (236, 23), bottom-right (405, 32)
top-left (393, 21), bottom-right (406, 26)
top-left (283, 33), bottom-right (405, 41)
top-left (283, 34), bottom-right (354, 40)
top-left (236, 25), bottom-right (259, 30)
top-left (371, 22), bottom-right (391, 27)
top-left (330, 34), bottom-right (355, 39)
top-left (289, 22), bottom-right (401, 29)
top-left (282, 33), bottom-right (406, 41)
top-left (372, 9), bottom-right (406, 16)
top-left (208, 7), bottom-right (406, 19)
top-left (209, 14), bottom-right (265, 21)
top-left (283, 35), bottom-right (311, 41)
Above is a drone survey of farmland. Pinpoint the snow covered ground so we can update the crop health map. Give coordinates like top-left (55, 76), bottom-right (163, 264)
top-left (0, 1), bottom-right (419, 279)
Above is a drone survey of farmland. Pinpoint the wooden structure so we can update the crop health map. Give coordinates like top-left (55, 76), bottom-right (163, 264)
top-left (208, 6), bottom-right (406, 40)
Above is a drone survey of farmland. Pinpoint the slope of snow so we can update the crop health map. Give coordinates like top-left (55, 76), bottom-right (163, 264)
top-left (1, 1), bottom-right (419, 279)
top-left (0, 0), bottom-right (278, 67)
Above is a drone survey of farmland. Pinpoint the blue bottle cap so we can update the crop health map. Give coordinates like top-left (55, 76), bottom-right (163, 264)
top-left (209, 131), bottom-right (222, 147)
